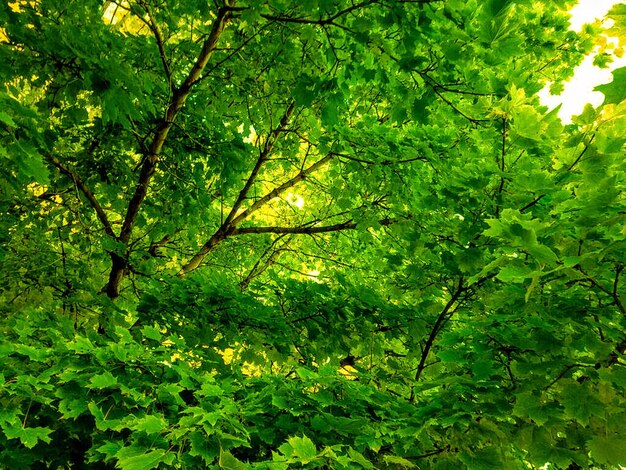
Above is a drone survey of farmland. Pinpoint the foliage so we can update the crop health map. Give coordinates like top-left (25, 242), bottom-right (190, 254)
top-left (1, 0), bottom-right (626, 468)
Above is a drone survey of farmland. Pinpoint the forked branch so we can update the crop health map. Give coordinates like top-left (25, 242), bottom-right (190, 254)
top-left (45, 154), bottom-right (115, 238)
top-left (105, 5), bottom-right (234, 298)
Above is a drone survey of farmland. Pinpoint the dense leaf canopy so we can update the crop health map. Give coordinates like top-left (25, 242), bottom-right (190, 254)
top-left (1, 0), bottom-right (626, 468)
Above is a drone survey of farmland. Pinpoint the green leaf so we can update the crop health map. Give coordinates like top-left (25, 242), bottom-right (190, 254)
top-left (3, 425), bottom-right (53, 449)
top-left (572, 103), bottom-right (597, 126)
top-left (219, 449), bottom-right (247, 470)
top-left (88, 371), bottom-right (118, 389)
top-left (133, 415), bottom-right (166, 435)
top-left (58, 397), bottom-right (89, 419)
top-left (279, 435), bottom-right (318, 464)
top-left (13, 141), bottom-right (49, 184)
top-left (382, 455), bottom-right (417, 468)
top-left (141, 325), bottom-right (162, 342)
top-left (95, 440), bottom-right (123, 462)
top-left (115, 447), bottom-right (166, 470)
top-left (512, 105), bottom-right (542, 140)
top-left (587, 435), bottom-right (626, 466)
top-left (0, 111), bottom-right (16, 127)
top-left (67, 336), bottom-right (95, 354)
top-left (347, 447), bottom-right (375, 469)
top-left (496, 264), bottom-right (531, 282)
top-left (527, 244), bottom-right (558, 264)
top-left (189, 430), bottom-right (218, 463)
top-left (512, 392), bottom-right (555, 426)
top-left (595, 67), bottom-right (626, 105)
top-left (14, 343), bottom-right (50, 361)
top-left (88, 401), bottom-right (122, 431)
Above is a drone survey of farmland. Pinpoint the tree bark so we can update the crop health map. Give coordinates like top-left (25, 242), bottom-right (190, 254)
top-left (104, 6), bottom-right (234, 298)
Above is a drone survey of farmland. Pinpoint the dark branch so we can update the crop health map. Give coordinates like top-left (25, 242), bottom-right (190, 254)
top-left (544, 364), bottom-right (587, 391)
top-left (567, 134), bottom-right (594, 172)
top-left (106, 6), bottom-right (233, 298)
top-left (224, 101), bottom-right (296, 228)
top-left (240, 235), bottom-right (291, 289)
top-left (260, 0), bottom-right (379, 26)
top-left (230, 152), bottom-right (332, 226)
top-left (45, 154), bottom-right (115, 238)
top-left (495, 117), bottom-right (507, 218)
top-left (232, 217), bottom-right (395, 235)
top-left (180, 101), bottom-right (296, 274)
top-left (410, 277), bottom-right (465, 402)
top-left (519, 194), bottom-right (545, 213)
top-left (144, 3), bottom-right (172, 87)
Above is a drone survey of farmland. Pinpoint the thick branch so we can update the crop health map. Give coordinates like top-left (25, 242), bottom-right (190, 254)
top-left (181, 217), bottom-right (395, 274)
top-left (234, 221), bottom-right (355, 235)
top-left (332, 151), bottom-right (427, 166)
top-left (45, 154), bottom-right (115, 238)
top-left (119, 7), bottom-right (232, 245)
top-left (106, 6), bottom-right (233, 298)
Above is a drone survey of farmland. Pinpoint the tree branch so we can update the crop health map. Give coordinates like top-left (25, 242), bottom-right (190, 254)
top-left (179, 101), bottom-right (295, 274)
top-left (544, 364), bottom-right (587, 391)
top-left (260, 0), bottom-right (379, 26)
top-left (495, 117), bottom-right (507, 218)
top-left (223, 101), bottom-right (296, 228)
top-left (519, 194), bottom-right (545, 213)
top-left (105, 6), bottom-right (233, 298)
top-left (230, 152), bottom-right (332, 226)
top-left (240, 235), bottom-right (291, 290)
top-left (410, 277), bottom-right (465, 402)
top-left (181, 215), bottom-right (394, 274)
top-left (576, 266), bottom-right (625, 315)
top-left (143, 2), bottom-right (172, 88)
top-left (567, 134), bottom-right (594, 172)
top-left (232, 217), bottom-right (395, 235)
top-left (45, 154), bottom-right (115, 238)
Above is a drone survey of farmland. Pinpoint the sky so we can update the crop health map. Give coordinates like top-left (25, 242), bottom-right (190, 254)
top-left (538, 0), bottom-right (626, 123)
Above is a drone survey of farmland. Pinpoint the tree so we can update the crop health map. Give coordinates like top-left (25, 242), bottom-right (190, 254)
top-left (1, 0), bottom-right (625, 468)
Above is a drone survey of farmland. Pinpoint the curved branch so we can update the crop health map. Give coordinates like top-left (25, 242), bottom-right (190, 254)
top-left (144, 3), bottom-right (172, 87)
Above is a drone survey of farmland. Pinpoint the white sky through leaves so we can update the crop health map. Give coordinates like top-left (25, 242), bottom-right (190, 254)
top-left (539, 0), bottom-right (626, 122)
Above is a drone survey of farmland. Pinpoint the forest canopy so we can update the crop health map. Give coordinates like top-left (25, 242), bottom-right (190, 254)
top-left (1, 0), bottom-right (626, 468)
